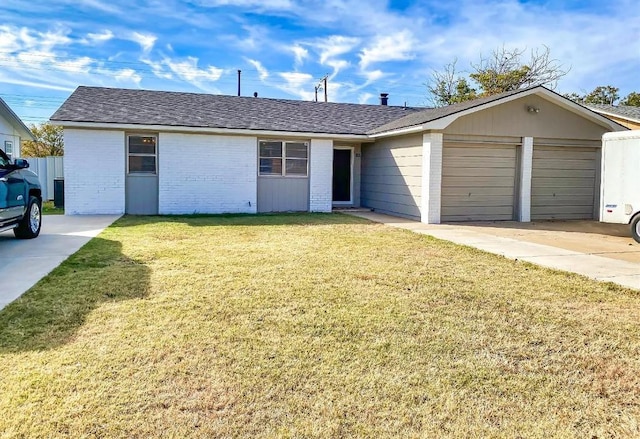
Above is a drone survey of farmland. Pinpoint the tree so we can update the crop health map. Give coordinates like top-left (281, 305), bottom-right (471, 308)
top-left (582, 86), bottom-right (619, 105)
top-left (427, 59), bottom-right (477, 107)
top-left (564, 87), bottom-right (640, 107)
top-left (21, 123), bottom-right (64, 157)
top-left (621, 92), bottom-right (640, 107)
top-left (427, 45), bottom-right (568, 107)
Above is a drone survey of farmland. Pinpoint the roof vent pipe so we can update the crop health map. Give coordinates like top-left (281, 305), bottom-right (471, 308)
top-left (380, 93), bottom-right (389, 106)
top-left (237, 70), bottom-right (241, 96)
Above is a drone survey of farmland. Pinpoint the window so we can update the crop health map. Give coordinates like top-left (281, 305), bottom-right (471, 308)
top-left (4, 141), bottom-right (13, 160)
top-left (259, 140), bottom-right (308, 176)
top-left (128, 135), bottom-right (157, 174)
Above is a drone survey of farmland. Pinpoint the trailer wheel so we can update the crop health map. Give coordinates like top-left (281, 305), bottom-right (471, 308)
top-left (631, 214), bottom-right (640, 244)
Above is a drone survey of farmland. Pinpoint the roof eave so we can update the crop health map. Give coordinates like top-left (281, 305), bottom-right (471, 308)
top-left (49, 120), bottom-right (373, 141)
top-left (587, 108), bottom-right (640, 125)
top-left (370, 86), bottom-right (629, 136)
top-left (0, 99), bottom-right (35, 140)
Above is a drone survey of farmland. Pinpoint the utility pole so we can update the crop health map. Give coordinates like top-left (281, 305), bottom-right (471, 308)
top-left (315, 75), bottom-right (328, 102)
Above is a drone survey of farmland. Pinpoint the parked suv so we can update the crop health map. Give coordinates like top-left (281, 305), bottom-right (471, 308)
top-left (0, 149), bottom-right (42, 239)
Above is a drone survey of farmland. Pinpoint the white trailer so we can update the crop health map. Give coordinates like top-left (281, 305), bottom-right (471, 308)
top-left (600, 130), bottom-right (640, 242)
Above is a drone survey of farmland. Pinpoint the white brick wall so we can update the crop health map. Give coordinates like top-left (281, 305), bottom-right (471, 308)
top-left (158, 133), bottom-right (257, 214)
top-left (64, 128), bottom-right (125, 215)
top-left (309, 138), bottom-right (333, 212)
top-left (421, 132), bottom-right (443, 224)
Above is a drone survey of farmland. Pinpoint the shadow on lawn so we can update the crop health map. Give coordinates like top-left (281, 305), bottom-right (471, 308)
top-left (108, 211), bottom-right (372, 228)
top-left (0, 237), bottom-right (150, 354)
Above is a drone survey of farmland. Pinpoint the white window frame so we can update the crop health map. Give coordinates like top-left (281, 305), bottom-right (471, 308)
top-left (127, 134), bottom-right (158, 175)
top-left (258, 140), bottom-right (309, 177)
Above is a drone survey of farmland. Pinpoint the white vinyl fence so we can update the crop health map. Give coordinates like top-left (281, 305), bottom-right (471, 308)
top-left (22, 156), bottom-right (64, 201)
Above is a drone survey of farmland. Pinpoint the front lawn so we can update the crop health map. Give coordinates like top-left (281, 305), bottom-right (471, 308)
top-left (1, 214), bottom-right (639, 437)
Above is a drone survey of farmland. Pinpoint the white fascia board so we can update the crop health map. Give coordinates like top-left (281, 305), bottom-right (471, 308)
top-left (603, 130), bottom-right (640, 140)
top-left (367, 125), bottom-right (425, 138)
top-left (50, 121), bottom-right (371, 141)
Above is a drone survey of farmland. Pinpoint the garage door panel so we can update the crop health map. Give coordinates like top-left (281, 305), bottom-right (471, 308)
top-left (443, 146), bottom-right (516, 158)
top-left (531, 177), bottom-right (596, 188)
top-left (532, 196), bottom-right (595, 207)
top-left (532, 159), bottom-right (596, 170)
top-left (443, 157), bottom-right (516, 168)
top-left (441, 143), bottom-right (516, 222)
top-left (532, 186), bottom-right (594, 196)
top-left (531, 145), bottom-right (598, 220)
top-left (443, 186), bottom-right (515, 197)
top-left (442, 176), bottom-right (515, 187)
top-left (443, 195), bottom-right (515, 207)
top-left (443, 167), bottom-right (516, 178)
top-left (533, 148), bottom-right (598, 160)
top-left (532, 169), bottom-right (595, 178)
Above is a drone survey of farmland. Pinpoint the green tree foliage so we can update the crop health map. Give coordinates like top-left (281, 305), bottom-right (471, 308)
top-left (621, 92), bottom-right (640, 107)
top-left (427, 46), bottom-right (568, 107)
top-left (21, 123), bottom-right (64, 157)
top-left (565, 87), bottom-right (640, 107)
top-left (427, 60), bottom-right (477, 107)
top-left (583, 86), bottom-right (619, 105)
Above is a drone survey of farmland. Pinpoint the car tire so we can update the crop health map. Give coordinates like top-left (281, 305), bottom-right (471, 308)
top-left (631, 214), bottom-right (640, 244)
top-left (14, 196), bottom-right (42, 239)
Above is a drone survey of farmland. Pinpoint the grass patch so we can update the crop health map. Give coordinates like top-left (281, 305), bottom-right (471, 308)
top-left (1, 213), bottom-right (640, 437)
top-left (42, 200), bottom-right (64, 215)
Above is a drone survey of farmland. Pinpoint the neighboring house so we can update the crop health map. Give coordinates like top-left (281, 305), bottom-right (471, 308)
top-left (50, 85), bottom-right (626, 222)
top-left (585, 104), bottom-right (640, 130)
top-left (0, 97), bottom-right (34, 159)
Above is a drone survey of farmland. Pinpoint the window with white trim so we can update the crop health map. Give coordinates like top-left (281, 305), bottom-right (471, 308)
top-left (127, 135), bottom-right (157, 174)
top-left (259, 140), bottom-right (308, 176)
top-left (4, 141), bottom-right (13, 160)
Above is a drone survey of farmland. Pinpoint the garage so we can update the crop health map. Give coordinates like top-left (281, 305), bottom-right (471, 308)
top-left (531, 141), bottom-right (600, 220)
top-left (441, 139), bottom-right (518, 221)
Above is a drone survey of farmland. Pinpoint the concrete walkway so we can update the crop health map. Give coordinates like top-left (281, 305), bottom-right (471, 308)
top-left (0, 215), bottom-right (121, 310)
top-left (346, 211), bottom-right (640, 290)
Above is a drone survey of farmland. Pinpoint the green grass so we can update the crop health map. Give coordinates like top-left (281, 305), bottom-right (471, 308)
top-left (1, 213), bottom-right (640, 438)
top-left (42, 200), bottom-right (64, 215)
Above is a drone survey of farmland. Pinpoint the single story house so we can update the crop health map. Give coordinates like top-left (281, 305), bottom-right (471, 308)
top-left (50, 85), bottom-right (626, 223)
top-left (0, 97), bottom-right (34, 159)
top-left (585, 104), bottom-right (640, 130)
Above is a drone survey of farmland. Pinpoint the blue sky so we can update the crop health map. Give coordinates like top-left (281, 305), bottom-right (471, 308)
top-left (1, 0), bottom-right (638, 124)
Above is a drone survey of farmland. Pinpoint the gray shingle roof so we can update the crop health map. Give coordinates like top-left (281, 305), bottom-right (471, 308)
top-left (50, 86), bottom-right (422, 135)
top-left (367, 87), bottom-right (539, 134)
top-left (585, 104), bottom-right (640, 123)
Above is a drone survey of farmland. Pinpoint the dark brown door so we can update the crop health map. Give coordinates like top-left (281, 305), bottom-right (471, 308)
top-left (333, 149), bottom-right (351, 202)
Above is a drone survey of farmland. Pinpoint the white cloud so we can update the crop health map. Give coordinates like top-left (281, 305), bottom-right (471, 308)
top-left (291, 45), bottom-right (308, 66)
top-left (114, 68), bottom-right (142, 85)
top-left (130, 32), bottom-right (156, 53)
top-left (277, 72), bottom-right (315, 100)
top-left (315, 35), bottom-right (360, 65)
top-left (85, 30), bottom-right (114, 43)
top-left (359, 30), bottom-right (416, 69)
top-left (246, 58), bottom-right (269, 80)
top-left (358, 92), bottom-right (374, 104)
top-left (162, 56), bottom-right (224, 91)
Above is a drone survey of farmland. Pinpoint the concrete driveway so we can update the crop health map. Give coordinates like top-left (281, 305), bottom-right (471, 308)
top-left (347, 211), bottom-right (640, 290)
top-left (0, 215), bottom-right (121, 310)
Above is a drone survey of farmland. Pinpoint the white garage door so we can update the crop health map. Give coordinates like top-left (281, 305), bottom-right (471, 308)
top-left (531, 145), bottom-right (599, 220)
top-left (441, 143), bottom-right (517, 221)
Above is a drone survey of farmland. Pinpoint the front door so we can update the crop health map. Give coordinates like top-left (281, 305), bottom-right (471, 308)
top-left (333, 148), bottom-right (352, 204)
top-left (333, 148), bottom-right (353, 205)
